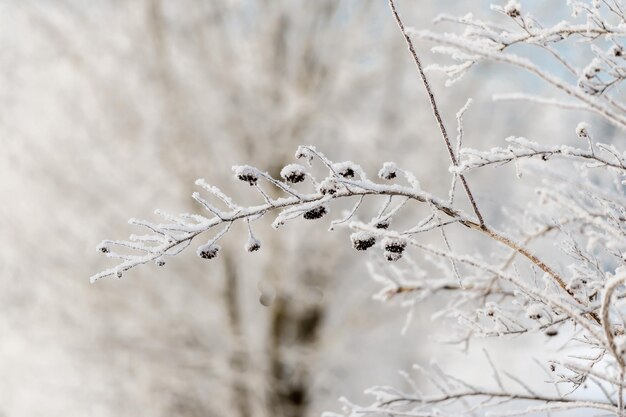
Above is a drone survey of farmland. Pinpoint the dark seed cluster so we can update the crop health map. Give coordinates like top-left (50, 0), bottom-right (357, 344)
top-left (280, 164), bottom-right (306, 184)
top-left (382, 237), bottom-right (406, 262)
top-left (378, 162), bottom-right (398, 180)
top-left (339, 167), bottom-right (354, 178)
top-left (613, 45), bottom-right (623, 57)
top-left (350, 232), bottom-right (376, 251)
top-left (333, 162), bottom-right (358, 179)
top-left (198, 244), bottom-right (220, 260)
top-left (506, 7), bottom-right (520, 17)
top-left (245, 237), bottom-right (261, 252)
top-left (384, 239), bottom-right (406, 253)
top-left (234, 166), bottom-right (259, 186)
top-left (318, 178), bottom-right (339, 195)
top-left (303, 205), bottom-right (327, 220)
top-left (374, 219), bottom-right (390, 229)
top-left (295, 147), bottom-right (314, 164)
top-left (504, 1), bottom-right (521, 18)
top-left (237, 173), bottom-right (257, 185)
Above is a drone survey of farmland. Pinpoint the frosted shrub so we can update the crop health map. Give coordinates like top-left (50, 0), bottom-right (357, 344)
top-left (93, 0), bottom-right (626, 415)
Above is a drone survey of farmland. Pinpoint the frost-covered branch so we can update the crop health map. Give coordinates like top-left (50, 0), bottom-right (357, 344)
top-left (388, 0), bottom-right (486, 228)
top-left (408, 0), bottom-right (626, 129)
top-left (92, 146), bottom-right (479, 282)
top-left (92, 1), bottom-right (626, 416)
top-left (323, 361), bottom-right (621, 417)
top-left (453, 134), bottom-right (626, 175)
top-left (93, 145), bottom-right (590, 325)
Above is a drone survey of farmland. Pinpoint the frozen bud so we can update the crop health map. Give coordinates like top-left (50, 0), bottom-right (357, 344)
top-left (303, 205), bottom-right (328, 220)
top-left (233, 165), bottom-right (258, 186)
top-left (383, 236), bottom-right (407, 254)
top-left (155, 257), bottom-right (166, 267)
top-left (504, 0), bottom-right (521, 17)
top-left (332, 161), bottom-right (359, 179)
top-left (378, 162), bottom-right (398, 180)
top-left (575, 122), bottom-right (590, 138)
top-left (611, 44), bottom-right (623, 57)
top-left (526, 303), bottom-right (544, 320)
top-left (97, 243), bottom-right (110, 254)
top-left (280, 164), bottom-right (306, 184)
top-left (197, 243), bottom-right (220, 260)
top-left (350, 232), bottom-right (376, 251)
top-left (374, 219), bottom-right (390, 229)
top-left (384, 251), bottom-right (403, 262)
top-left (245, 236), bottom-right (261, 252)
top-left (295, 146), bottom-right (314, 165)
top-left (318, 178), bottom-right (340, 195)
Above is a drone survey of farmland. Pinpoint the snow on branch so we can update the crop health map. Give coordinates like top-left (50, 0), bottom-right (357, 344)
top-left (407, 0), bottom-right (626, 129)
top-left (92, 145), bottom-right (475, 283)
top-left (453, 133), bottom-right (626, 176)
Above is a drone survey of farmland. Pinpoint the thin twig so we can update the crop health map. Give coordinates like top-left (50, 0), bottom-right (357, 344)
top-left (387, 0), bottom-right (485, 228)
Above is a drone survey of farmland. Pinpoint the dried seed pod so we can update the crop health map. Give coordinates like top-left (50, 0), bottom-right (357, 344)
top-left (197, 243), bottom-right (220, 260)
top-left (97, 243), bottom-right (110, 254)
top-left (303, 205), bottom-right (327, 220)
top-left (295, 146), bottom-right (314, 165)
top-left (378, 162), bottom-right (398, 180)
top-left (575, 122), bottom-right (590, 138)
top-left (611, 44), bottom-right (623, 57)
top-left (350, 232), bottom-right (376, 251)
top-left (318, 178), bottom-right (339, 195)
top-left (280, 164), bottom-right (306, 184)
top-left (233, 166), bottom-right (258, 186)
top-left (332, 161), bottom-right (360, 179)
top-left (245, 236), bottom-right (261, 252)
top-left (374, 219), bottom-right (390, 229)
top-left (383, 236), bottom-right (407, 253)
top-left (504, 0), bottom-right (521, 17)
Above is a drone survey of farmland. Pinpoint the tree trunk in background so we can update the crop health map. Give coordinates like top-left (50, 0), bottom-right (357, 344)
top-left (267, 294), bottom-right (324, 417)
top-left (222, 253), bottom-right (253, 417)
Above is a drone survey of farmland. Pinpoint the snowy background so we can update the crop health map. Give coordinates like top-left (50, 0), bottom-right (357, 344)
top-left (0, 0), bottom-right (618, 416)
